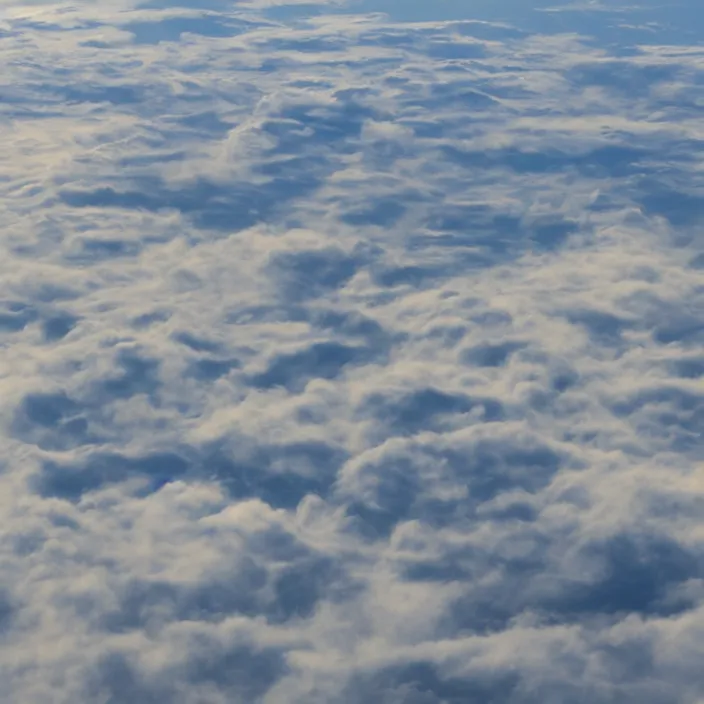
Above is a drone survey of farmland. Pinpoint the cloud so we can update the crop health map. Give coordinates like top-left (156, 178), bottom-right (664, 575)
top-left (1, 0), bottom-right (704, 702)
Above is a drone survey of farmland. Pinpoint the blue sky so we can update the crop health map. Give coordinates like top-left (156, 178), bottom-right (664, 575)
top-left (1, 1), bottom-right (704, 702)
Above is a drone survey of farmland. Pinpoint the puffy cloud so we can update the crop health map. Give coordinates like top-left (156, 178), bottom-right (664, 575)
top-left (2, 0), bottom-right (704, 702)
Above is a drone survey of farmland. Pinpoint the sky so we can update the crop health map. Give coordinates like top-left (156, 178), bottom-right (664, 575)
top-left (1, 0), bottom-right (704, 702)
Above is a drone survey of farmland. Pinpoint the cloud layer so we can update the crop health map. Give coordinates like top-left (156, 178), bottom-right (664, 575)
top-left (1, 1), bottom-right (704, 702)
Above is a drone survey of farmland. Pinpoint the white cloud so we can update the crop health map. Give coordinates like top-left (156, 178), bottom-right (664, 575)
top-left (1, 0), bottom-right (704, 702)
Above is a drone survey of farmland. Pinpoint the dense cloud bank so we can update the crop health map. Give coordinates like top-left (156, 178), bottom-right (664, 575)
top-left (1, 0), bottom-right (704, 701)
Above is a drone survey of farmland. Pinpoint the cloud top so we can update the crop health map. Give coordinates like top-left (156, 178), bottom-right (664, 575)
top-left (1, 1), bottom-right (704, 702)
